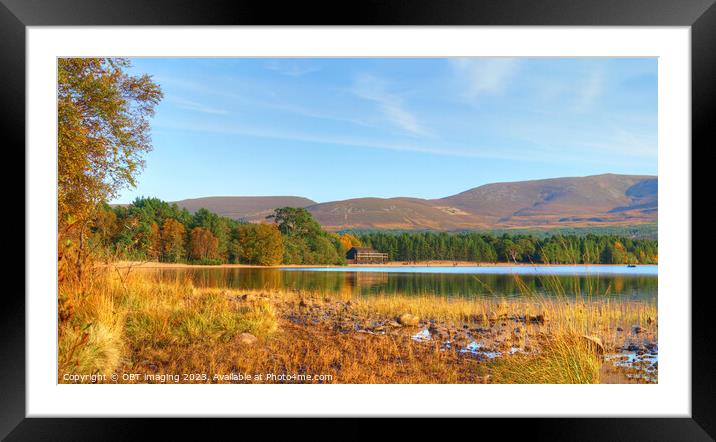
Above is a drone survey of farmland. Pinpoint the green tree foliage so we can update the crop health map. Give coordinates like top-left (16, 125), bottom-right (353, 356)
top-left (107, 198), bottom-right (191, 260)
top-left (94, 200), bottom-right (347, 266)
top-left (267, 207), bottom-right (322, 237)
top-left (92, 198), bottom-right (657, 266)
top-left (267, 207), bottom-right (345, 265)
top-left (359, 231), bottom-right (657, 265)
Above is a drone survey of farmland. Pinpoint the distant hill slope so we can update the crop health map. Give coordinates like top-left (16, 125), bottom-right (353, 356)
top-left (305, 197), bottom-right (478, 231)
top-left (436, 174), bottom-right (657, 228)
top-left (172, 174), bottom-right (657, 230)
top-left (174, 196), bottom-right (316, 221)
top-left (307, 174), bottom-right (656, 230)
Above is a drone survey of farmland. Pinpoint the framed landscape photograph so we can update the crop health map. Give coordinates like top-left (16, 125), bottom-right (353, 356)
top-left (7, 0), bottom-right (715, 439)
top-left (57, 55), bottom-right (664, 387)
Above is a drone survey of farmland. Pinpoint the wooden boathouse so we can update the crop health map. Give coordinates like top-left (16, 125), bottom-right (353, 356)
top-left (346, 247), bottom-right (389, 264)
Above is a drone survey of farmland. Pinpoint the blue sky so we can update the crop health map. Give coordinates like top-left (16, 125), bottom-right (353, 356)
top-left (113, 57), bottom-right (657, 204)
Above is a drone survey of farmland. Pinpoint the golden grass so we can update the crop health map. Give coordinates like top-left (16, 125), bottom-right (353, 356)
top-left (490, 336), bottom-right (602, 384)
top-left (58, 277), bottom-right (126, 378)
top-left (58, 269), bottom-right (279, 382)
top-left (124, 323), bottom-right (487, 384)
top-left (58, 267), bottom-right (656, 384)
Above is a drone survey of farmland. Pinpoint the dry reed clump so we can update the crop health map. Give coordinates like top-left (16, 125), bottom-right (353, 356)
top-left (489, 335), bottom-right (602, 384)
top-left (122, 286), bottom-right (278, 347)
top-left (58, 273), bottom-right (126, 378)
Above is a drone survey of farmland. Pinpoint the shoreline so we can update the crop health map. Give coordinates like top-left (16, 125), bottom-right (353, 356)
top-left (111, 260), bottom-right (656, 270)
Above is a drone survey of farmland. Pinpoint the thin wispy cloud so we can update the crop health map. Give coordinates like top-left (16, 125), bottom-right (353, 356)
top-left (352, 74), bottom-right (430, 137)
top-left (261, 100), bottom-right (381, 129)
top-left (504, 116), bottom-right (656, 161)
top-left (574, 69), bottom-right (605, 112)
top-left (153, 119), bottom-right (602, 164)
top-left (170, 97), bottom-right (228, 115)
top-left (155, 75), bottom-right (221, 96)
top-left (450, 58), bottom-right (521, 102)
top-left (157, 72), bottom-right (379, 130)
top-left (597, 127), bottom-right (656, 158)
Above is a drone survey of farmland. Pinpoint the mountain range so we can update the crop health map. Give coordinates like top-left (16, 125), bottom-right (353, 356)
top-left (173, 174), bottom-right (657, 231)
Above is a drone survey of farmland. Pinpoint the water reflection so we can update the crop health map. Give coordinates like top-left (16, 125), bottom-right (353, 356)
top-left (139, 267), bottom-right (657, 300)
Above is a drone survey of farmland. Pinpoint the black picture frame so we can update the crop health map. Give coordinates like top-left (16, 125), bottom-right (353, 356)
top-left (3, 0), bottom-right (713, 439)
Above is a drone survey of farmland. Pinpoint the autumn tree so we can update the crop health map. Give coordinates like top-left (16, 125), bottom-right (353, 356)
top-left (58, 58), bottom-right (162, 276)
top-left (188, 227), bottom-right (219, 261)
top-left (602, 241), bottom-right (628, 264)
top-left (160, 218), bottom-right (186, 262)
top-left (148, 222), bottom-right (161, 260)
top-left (90, 204), bottom-right (118, 250)
top-left (191, 208), bottom-right (235, 262)
top-left (235, 223), bottom-right (284, 266)
top-left (339, 233), bottom-right (361, 251)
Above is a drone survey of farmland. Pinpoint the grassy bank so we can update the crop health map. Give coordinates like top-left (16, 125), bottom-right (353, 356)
top-left (58, 267), bottom-right (657, 384)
